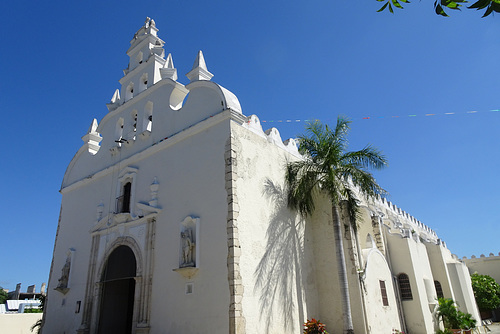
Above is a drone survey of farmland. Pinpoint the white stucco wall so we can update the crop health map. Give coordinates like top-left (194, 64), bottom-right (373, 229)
top-left (426, 243), bottom-right (456, 301)
top-left (0, 314), bottom-right (42, 334)
top-left (386, 233), bottom-right (436, 334)
top-left (45, 117), bottom-right (235, 333)
top-left (464, 254), bottom-right (500, 283)
top-left (308, 195), bottom-right (344, 332)
top-left (362, 249), bottom-right (401, 333)
top-left (447, 262), bottom-right (481, 322)
top-left (232, 123), bottom-right (318, 334)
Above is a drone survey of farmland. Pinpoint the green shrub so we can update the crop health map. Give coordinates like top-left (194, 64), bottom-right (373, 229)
top-left (24, 307), bottom-right (43, 313)
top-left (436, 298), bottom-right (476, 330)
top-left (471, 273), bottom-right (500, 312)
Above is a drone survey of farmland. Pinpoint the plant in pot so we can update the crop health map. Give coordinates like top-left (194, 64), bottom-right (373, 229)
top-left (435, 298), bottom-right (476, 334)
top-left (303, 318), bottom-right (329, 334)
top-left (458, 312), bottom-right (476, 334)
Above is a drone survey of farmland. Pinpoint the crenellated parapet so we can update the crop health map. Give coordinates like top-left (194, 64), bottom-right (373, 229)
top-left (365, 196), bottom-right (441, 246)
top-left (462, 252), bottom-right (500, 260)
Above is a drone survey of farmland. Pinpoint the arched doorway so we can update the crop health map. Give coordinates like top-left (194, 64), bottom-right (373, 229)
top-left (97, 245), bottom-right (137, 334)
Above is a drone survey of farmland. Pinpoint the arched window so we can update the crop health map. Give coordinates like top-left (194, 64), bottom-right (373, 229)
top-left (139, 73), bottom-right (148, 93)
top-left (125, 83), bottom-right (134, 101)
top-left (434, 280), bottom-right (444, 299)
top-left (115, 118), bottom-right (124, 146)
top-left (135, 51), bottom-right (143, 65)
top-left (143, 102), bottom-right (153, 133)
top-left (130, 110), bottom-right (138, 141)
top-left (398, 273), bottom-right (413, 300)
top-left (117, 182), bottom-right (132, 213)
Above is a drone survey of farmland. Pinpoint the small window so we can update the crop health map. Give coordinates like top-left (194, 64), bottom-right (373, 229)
top-left (143, 102), bottom-right (153, 132)
top-left (114, 118), bottom-right (125, 147)
top-left (132, 110), bottom-right (138, 135)
top-left (125, 83), bottom-right (134, 101)
top-left (139, 73), bottom-right (148, 93)
top-left (136, 51), bottom-right (143, 65)
top-left (398, 273), bottom-right (413, 300)
top-left (434, 280), bottom-right (444, 299)
top-left (380, 280), bottom-right (389, 306)
top-left (185, 283), bottom-right (193, 295)
top-left (117, 182), bottom-right (132, 213)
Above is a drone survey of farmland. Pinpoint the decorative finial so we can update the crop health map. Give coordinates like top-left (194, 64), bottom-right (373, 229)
top-left (81, 119), bottom-right (102, 155)
top-left (192, 50), bottom-right (207, 70)
top-left (110, 89), bottom-right (120, 104)
top-left (186, 50), bottom-right (214, 82)
top-left (160, 53), bottom-right (178, 81)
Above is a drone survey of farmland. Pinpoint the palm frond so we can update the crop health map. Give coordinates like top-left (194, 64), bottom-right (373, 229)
top-left (342, 189), bottom-right (361, 231)
top-left (286, 116), bottom-right (388, 226)
top-left (286, 160), bottom-right (321, 216)
top-left (341, 145), bottom-right (388, 170)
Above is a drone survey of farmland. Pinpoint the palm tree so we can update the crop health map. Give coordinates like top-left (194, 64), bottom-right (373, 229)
top-left (285, 117), bottom-right (388, 334)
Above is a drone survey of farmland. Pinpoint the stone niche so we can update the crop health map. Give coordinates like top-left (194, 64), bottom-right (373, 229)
top-left (173, 216), bottom-right (200, 279)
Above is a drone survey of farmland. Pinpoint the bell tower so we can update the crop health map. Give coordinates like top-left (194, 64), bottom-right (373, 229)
top-left (115, 18), bottom-right (167, 107)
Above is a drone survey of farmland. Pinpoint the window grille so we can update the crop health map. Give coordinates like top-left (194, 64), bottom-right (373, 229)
top-left (434, 280), bottom-right (444, 299)
top-left (398, 273), bottom-right (413, 300)
top-left (380, 280), bottom-right (389, 306)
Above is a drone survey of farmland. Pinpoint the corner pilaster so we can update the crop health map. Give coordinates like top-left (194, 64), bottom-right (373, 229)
top-left (225, 133), bottom-right (246, 334)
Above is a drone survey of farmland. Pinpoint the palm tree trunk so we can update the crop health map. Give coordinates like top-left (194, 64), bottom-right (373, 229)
top-left (332, 204), bottom-right (354, 334)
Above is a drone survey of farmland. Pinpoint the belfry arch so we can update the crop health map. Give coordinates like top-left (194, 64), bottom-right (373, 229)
top-left (97, 245), bottom-right (137, 334)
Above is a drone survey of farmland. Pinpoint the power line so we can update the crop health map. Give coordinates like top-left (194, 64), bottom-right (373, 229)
top-left (258, 108), bottom-right (499, 124)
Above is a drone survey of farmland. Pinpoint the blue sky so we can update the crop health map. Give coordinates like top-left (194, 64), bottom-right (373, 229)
top-left (1, 1), bottom-right (499, 292)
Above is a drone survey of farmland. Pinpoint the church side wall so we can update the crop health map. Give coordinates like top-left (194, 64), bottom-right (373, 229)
top-left (309, 196), bottom-right (344, 332)
top-left (362, 250), bottom-right (401, 333)
top-left (356, 208), bottom-right (402, 333)
top-left (427, 244), bottom-right (481, 321)
top-left (231, 124), bottom-right (319, 334)
top-left (425, 243), bottom-right (456, 301)
top-left (386, 234), bottom-right (436, 334)
top-left (447, 262), bottom-right (481, 322)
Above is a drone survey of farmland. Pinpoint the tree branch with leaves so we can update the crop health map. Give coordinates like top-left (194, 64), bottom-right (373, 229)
top-left (376, 0), bottom-right (500, 17)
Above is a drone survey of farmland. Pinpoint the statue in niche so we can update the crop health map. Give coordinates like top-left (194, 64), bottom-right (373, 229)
top-left (180, 229), bottom-right (195, 267)
top-left (55, 254), bottom-right (72, 294)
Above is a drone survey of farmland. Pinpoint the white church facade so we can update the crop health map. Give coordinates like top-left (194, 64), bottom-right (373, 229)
top-left (42, 19), bottom-right (480, 334)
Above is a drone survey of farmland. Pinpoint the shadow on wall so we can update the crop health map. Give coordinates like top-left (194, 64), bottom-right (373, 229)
top-left (254, 179), bottom-right (306, 333)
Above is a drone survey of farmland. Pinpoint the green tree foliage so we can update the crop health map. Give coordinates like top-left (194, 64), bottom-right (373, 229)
top-left (376, 0), bottom-right (500, 17)
top-left (470, 273), bottom-right (500, 312)
top-left (0, 289), bottom-right (8, 304)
